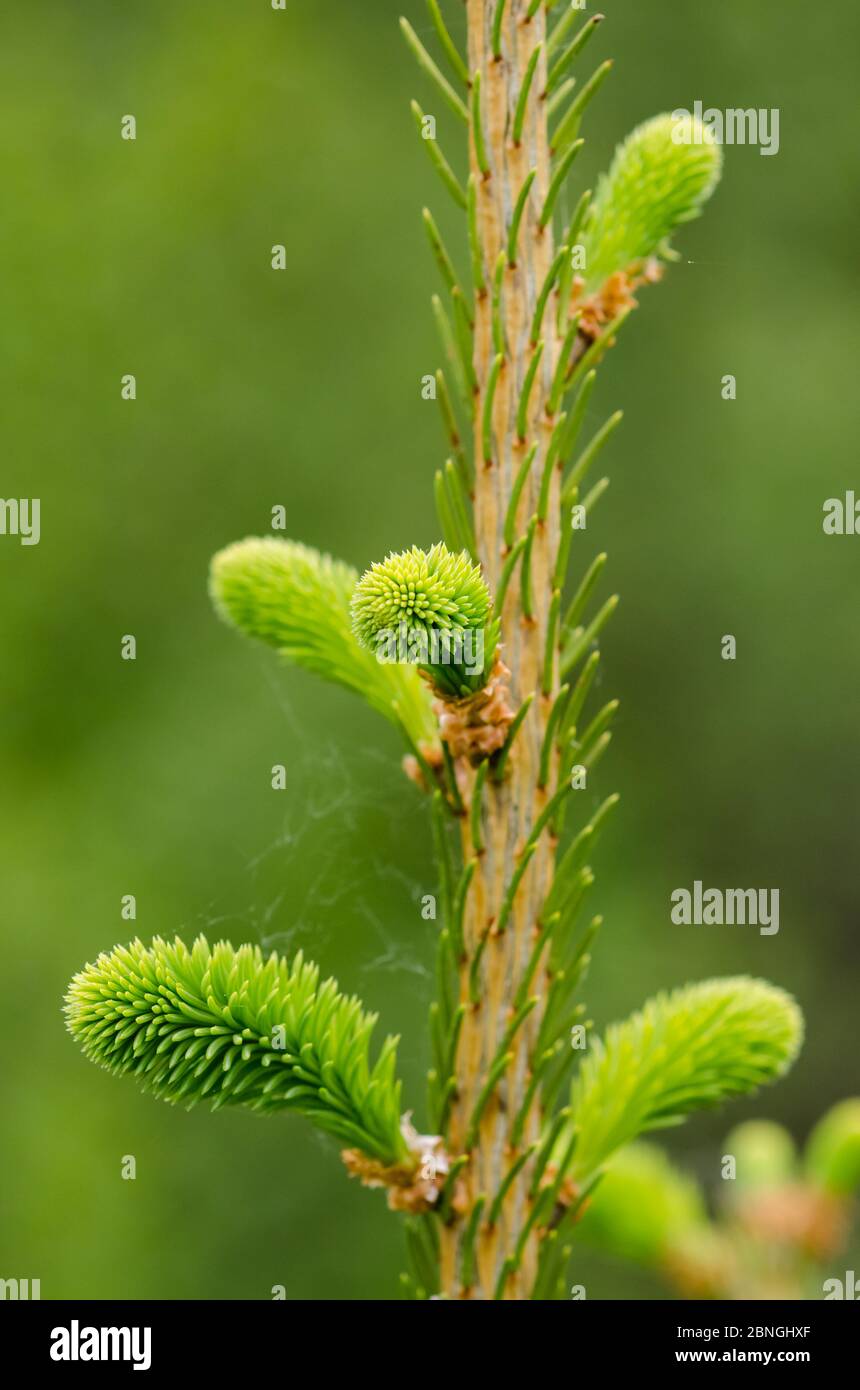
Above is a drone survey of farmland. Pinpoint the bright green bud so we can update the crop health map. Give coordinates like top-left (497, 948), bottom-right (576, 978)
top-left (65, 935), bottom-right (409, 1164)
top-left (209, 537), bottom-right (435, 749)
top-left (578, 1142), bottom-right (706, 1265)
top-left (724, 1120), bottom-right (797, 1192)
top-left (582, 112), bottom-right (723, 292)
top-left (804, 1099), bottom-right (860, 1196)
top-left (351, 543), bottom-right (497, 698)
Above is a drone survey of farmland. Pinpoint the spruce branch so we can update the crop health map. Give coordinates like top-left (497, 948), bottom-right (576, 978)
top-left (65, 935), bottom-right (411, 1165)
top-left (581, 112), bottom-right (723, 292)
top-left (62, 2), bottom-right (811, 1304)
top-left (209, 537), bottom-right (436, 751)
top-left (562, 978), bottom-right (803, 1185)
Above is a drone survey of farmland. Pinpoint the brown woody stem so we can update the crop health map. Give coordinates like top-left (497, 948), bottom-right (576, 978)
top-left (439, 0), bottom-right (566, 1300)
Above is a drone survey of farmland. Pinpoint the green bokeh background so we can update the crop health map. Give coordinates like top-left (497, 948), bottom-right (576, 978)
top-left (1, 0), bottom-right (857, 1299)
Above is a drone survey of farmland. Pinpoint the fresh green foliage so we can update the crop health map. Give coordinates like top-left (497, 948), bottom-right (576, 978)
top-left (351, 543), bottom-right (498, 697)
top-left (563, 978), bottom-right (803, 1183)
top-left (724, 1119), bottom-right (798, 1191)
top-left (576, 1141), bottom-right (706, 1264)
top-left (65, 935), bottom-right (410, 1165)
top-left (577, 1101), bottom-right (860, 1299)
top-left (804, 1098), bottom-right (860, 1195)
top-left (209, 536), bottom-right (435, 749)
top-left (63, 4), bottom-right (807, 1304)
top-left (582, 113), bottom-right (723, 292)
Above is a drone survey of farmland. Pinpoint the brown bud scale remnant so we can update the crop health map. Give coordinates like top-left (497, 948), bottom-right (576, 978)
top-left (431, 652), bottom-right (515, 764)
top-left (571, 259), bottom-right (663, 341)
top-left (342, 1118), bottom-right (452, 1214)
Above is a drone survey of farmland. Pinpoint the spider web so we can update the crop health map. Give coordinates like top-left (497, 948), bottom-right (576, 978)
top-left (184, 667), bottom-right (433, 990)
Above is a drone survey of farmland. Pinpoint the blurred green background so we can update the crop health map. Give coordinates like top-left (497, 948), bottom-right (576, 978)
top-left (1, 0), bottom-right (858, 1299)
